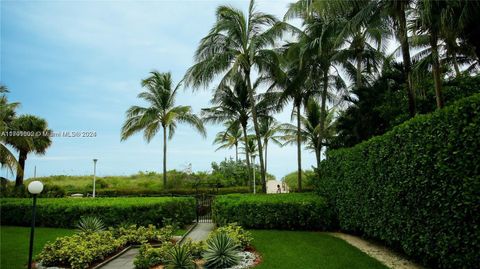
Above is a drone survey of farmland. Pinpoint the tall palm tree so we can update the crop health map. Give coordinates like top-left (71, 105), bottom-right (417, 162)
top-left (281, 99), bottom-right (336, 166)
top-left (263, 42), bottom-right (315, 192)
top-left (256, 116), bottom-right (283, 177)
top-left (184, 0), bottom-right (287, 193)
top-left (213, 120), bottom-right (242, 161)
top-left (296, 15), bottom-right (347, 169)
top-left (202, 77), bottom-right (253, 187)
top-left (413, 0), bottom-right (446, 108)
top-left (121, 71), bottom-right (206, 188)
top-left (0, 85), bottom-right (20, 174)
top-left (7, 115), bottom-right (52, 186)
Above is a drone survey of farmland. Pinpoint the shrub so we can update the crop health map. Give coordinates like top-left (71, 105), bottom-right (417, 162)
top-left (112, 224), bottom-right (173, 245)
top-left (39, 225), bottom-right (173, 269)
top-left (212, 193), bottom-right (335, 230)
top-left (209, 223), bottom-right (252, 249)
top-left (203, 232), bottom-right (240, 269)
top-left (76, 216), bottom-right (105, 234)
top-left (317, 94), bottom-right (480, 268)
top-left (38, 230), bottom-right (127, 269)
top-left (166, 244), bottom-right (195, 269)
top-left (0, 197), bottom-right (195, 228)
top-left (133, 242), bottom-right (174, 269)
top-left (183, 239), bottom-right (206, 259)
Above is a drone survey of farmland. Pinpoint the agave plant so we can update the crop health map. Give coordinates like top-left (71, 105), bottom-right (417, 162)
top-left (76, 216), bottom-right (105, 234)
top-left (203, 232), bottom-right (241, 269)
top-left (166, 244), bottom-right (195, 269)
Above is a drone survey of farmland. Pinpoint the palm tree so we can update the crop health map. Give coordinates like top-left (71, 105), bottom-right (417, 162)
top-left (184, 0), bottom-right (287, 193)
top-left (263, 42), bottom-right (315, 192)
top-left (121, 71), bottom-right (206, 188)
top-left (296, 15), bottom-right (347, 170)
top-left (7, 115), bottom-right (52, 186)
top-left (202, 77), bottom-right (253, 187)
top-left (413, 0), bottom-right (446, 108)
top-left (0, 85), bottom-right (20, 174)
top-left (213, 120), bottom-right (242, 161)
top-left (256, 116), bottom-right (283, 177)
top-left (281, 99), bottom-right (336, 166)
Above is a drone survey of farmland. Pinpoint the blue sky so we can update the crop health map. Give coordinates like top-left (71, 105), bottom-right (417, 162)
top-left (0, 0), bottom-right (316, 180)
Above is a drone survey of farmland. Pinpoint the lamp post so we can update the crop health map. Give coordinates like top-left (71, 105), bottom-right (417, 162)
top-left (27, 181), bottom-right (43, 269)
top-left (251, 154), bottom-right (256, 194)
top-left (93, 159), bottom-right (98, 198)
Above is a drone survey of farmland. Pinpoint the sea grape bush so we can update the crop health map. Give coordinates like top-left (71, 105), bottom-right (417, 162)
top-left (317, 94), bottom-right (480, 268)
top-left (0, 197), bottom-right (195, 228)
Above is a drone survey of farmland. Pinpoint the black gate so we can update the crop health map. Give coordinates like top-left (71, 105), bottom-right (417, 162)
top-left (194, 183), bottom-right (219, 223)
top-left (196, 194), bottom-right (214, 223)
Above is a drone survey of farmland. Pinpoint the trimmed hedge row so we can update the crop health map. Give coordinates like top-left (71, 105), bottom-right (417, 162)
top-left (0, 197), bottom-right (195, 228)
top-left (88, 186), bottom-right (250, 197)
top-left (317, 94), bottom-right (480, 268)
top-left (212, 193), bottom-right (335, 230)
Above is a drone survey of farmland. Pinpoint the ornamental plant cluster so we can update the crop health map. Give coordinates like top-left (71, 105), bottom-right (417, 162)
top-left (212, 193), bottom-right (335, 230)
top-left (316, 94), bottom-right (480, 268)
top-left (0, 197), bottom-right (195, 228)
top-left (38, 225), bottom-right (174, 269)
top-left (134, 223), bottom-right (253, 269)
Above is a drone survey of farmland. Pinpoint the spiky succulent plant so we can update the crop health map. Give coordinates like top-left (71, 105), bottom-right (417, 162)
top-left (76, 216), bottom-right (105, 234)
top-left (203, 232), bottom-right (240, 269)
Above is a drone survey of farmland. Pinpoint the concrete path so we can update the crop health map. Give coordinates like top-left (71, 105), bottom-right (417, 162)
top-left (99, 248), bottom-right (138, 269)
top-left (182, 222), bottom-right (215, 242)
top-left (330, 233), bottom-right (424, 269)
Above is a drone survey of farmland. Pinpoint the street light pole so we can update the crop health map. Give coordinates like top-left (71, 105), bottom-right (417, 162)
top-left (27, 181), bottom-right (43, 269)
top-left (93, 159), bottom-right (98, 198)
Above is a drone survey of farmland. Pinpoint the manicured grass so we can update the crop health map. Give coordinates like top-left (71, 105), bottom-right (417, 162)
top-left (251, 230), bottom-right (387, 269)
top-left (0, 226), bottom-right (75, 269)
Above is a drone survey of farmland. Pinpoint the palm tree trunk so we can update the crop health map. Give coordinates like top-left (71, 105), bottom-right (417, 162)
top-left (452, 54), bottom-right (461, 77)
top-left (296, 102), bottom-right (302, 192)
top-left (264, 140), bottom-right (268, 177)
top-left (430, 32), bottom-right (444, 108)
top-left (356, 54), bottom-right (362, 89)
top-left (15, 151), bottom-right (27, 187)
top-left (317, 71), bottom-right (329, 172)
top-left (162, 125), bottom-right (167, 189)
top-left (245, 71), bottom-right (267, 193)
top-left (397, 5), bottom-right (416, 117)
top-left (241, 122), bottom-right (252, 189)
top-left (235, 142), bottom-right (238, 162)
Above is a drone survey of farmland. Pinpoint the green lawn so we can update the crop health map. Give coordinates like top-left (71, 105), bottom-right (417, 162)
top-left (251, 230), bottom-right (387, 269)
top-left (0, 226), bottom-right (75, 269)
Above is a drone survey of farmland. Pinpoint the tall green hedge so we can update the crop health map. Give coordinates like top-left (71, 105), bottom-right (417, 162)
top-left (0, 197), bottom-right (195, 228)
top-left (317, 94), bottom-right (480, 268)
top-left (212, 193), bottom-right (335, 230)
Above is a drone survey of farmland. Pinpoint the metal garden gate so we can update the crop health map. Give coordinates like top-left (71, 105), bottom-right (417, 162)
top-left (194, 183), bottom-right (219, 223)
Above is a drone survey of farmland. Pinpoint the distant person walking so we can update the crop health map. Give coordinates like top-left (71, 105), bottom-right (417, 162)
top-left (276, 184), bottom-right (281, 194)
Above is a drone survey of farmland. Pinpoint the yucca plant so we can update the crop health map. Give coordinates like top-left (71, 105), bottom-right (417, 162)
top-left (76, 216), bottom-right (105, 234)
top-left (203, 232), bottom-right (240, 269)
top-left (166, 244), bottom-right (195, 269)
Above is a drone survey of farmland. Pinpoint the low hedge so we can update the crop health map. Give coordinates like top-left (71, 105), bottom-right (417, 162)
top-left (317, 94), bottom-right (480, 268)
top-left (212, 193), bottom-right (335, 230)
top-left (88, 186), bottom-right (250, 197)
top-left (0, 197), bottom-right (195, 228)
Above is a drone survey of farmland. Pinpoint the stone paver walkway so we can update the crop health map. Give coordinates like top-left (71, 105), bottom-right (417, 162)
top-left (182, 222), bottom-right (215, 243)
top-left (99, 223), bottom-right (214, 269)
top-left (329, 233), bottom-right (424, 269)
top-left (99, 248), bottom-right (138, 269)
